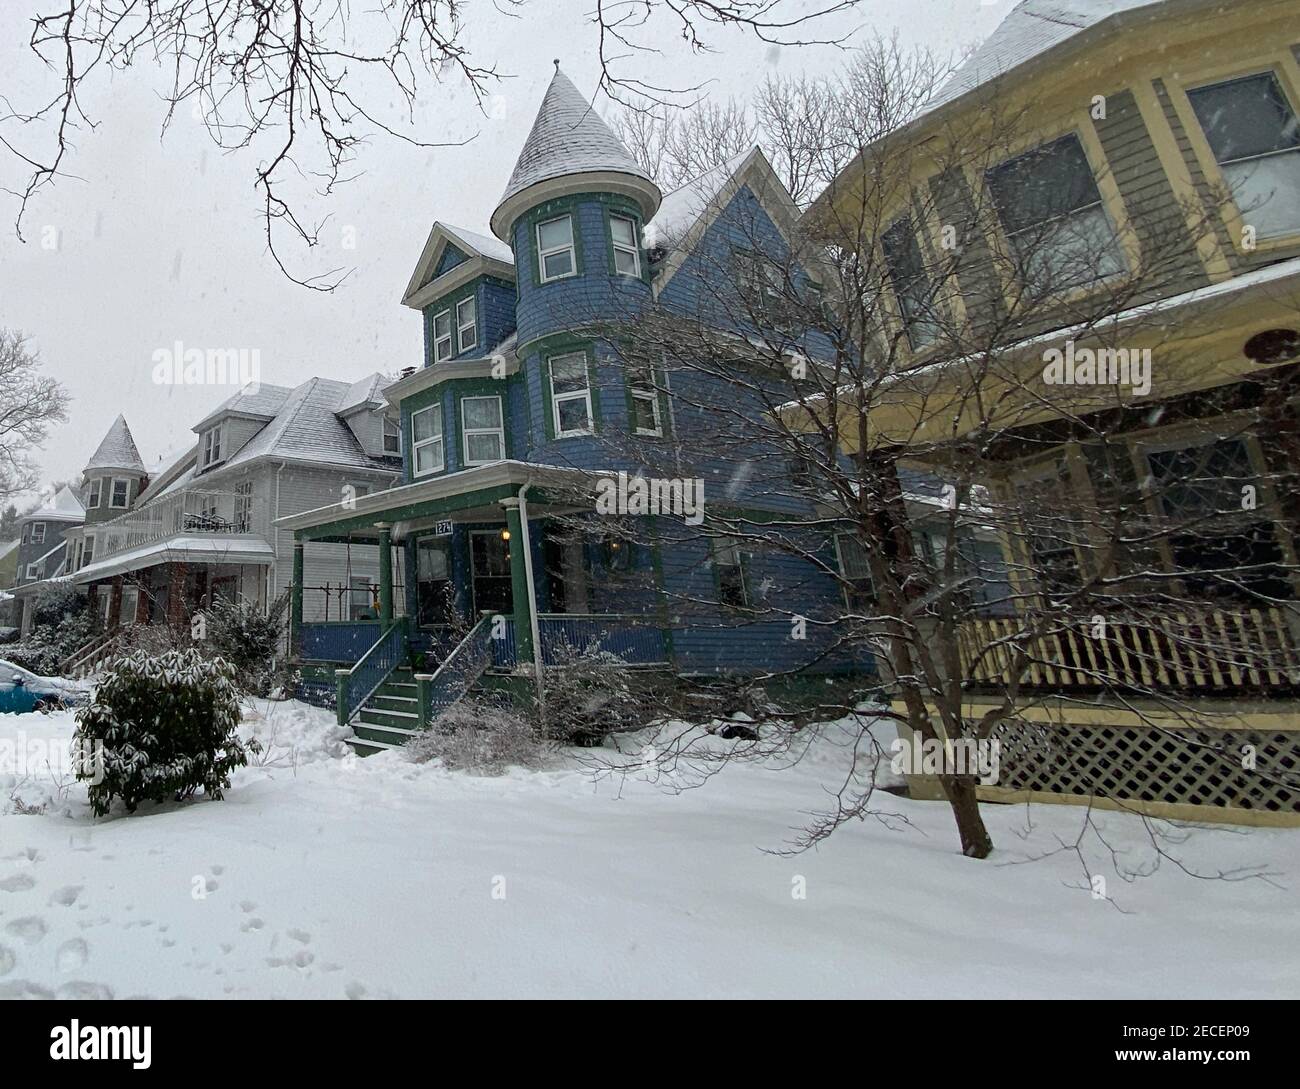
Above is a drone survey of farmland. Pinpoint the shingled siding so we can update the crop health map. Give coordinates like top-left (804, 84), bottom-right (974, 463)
top-left (1093, 88), bottom-right (1208, 299)
top-left (510, 193), bottom-right (651, 352)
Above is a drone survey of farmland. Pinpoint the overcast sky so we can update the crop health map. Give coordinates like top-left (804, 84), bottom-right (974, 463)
top-left (0, 0), bottom-right (1013, 504)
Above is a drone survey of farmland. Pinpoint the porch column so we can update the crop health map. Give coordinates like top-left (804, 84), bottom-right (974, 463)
top-left (290, 537), bottom-right (304, 654)
top-left (500, 499), bottom-right (534, 663)
top-left (376, 523), bottom-right (394, 626)
top-left (166, 563), bottom-right (188, 629)
top-left (108, 575), bottom-right (123, 628)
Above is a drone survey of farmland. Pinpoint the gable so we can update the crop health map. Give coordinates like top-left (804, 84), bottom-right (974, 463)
top-left (434, 243), bottom-right (469, 279)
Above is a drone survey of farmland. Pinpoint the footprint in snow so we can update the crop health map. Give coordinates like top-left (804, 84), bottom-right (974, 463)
top-left (56, 938), bottom-right (88, 973)
top-left (0, 943), bottom-right (15, 976)
top-left (266, 950), bottom-right (314, 969)
top-left (287, 929), bottom-right (311, 944)
top-left (0, 873), bottom-right (36, 893)
top-left (5, 917), bottom-right (47, 945)
top-left (211, 864), bottom-right (225, 875)
top-left (48, 885), bottom-right (82, 907)
top-left (239, 901), bottom-right (257, 913)
top-left (57, 980), bottom-right (113, 1000)
top-left (0, 979), bottom-right (55, 1000)
top-left (240, 917), bottom-right (264, 933)
top-left (6, 847), bottom-right (40, 863)
top-left (345, 981), bottom-right (368, 1000)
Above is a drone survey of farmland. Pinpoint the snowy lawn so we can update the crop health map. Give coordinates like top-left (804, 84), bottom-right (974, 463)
top-left (1, 700), bottom-right (1297, 999)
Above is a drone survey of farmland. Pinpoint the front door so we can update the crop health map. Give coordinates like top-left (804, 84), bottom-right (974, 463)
top-left (470, 531), bottom-right (514, 616)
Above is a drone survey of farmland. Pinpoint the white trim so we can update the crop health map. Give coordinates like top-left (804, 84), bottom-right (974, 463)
top-left (30, 522), bottom-right (45, 544)
top-left (410, 403), bottom-right (446, 477)
top-left (383, 416), bottom-right (402, 455)
top-left (537, 215), bottom-right (577, 283)
top-left (25, 562), bottom-right (40, 580)
top-left (491, 170), bottom-right (661, 241)
top-left (201, 425), bottom-right (224, 469)
top-left (456, 297), bottom-right (478, 354)
top-left (628, 365), bottom-right (662, 436)
top-left (109, 477), bottom-right (130, 509)
top-left (461, 395), bottom-right (505, 466)
top-left (86, 478), bottom-right (102, 509)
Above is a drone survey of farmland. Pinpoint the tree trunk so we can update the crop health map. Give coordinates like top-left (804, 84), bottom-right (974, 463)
top-left (939, 774), bottom-right (993, 858)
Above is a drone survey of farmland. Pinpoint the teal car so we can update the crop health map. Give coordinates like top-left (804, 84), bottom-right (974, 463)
top-left (0, 660), bottom-right (87, 713)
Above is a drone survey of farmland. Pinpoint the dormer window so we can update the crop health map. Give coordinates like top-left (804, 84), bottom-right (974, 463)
top-left (383, 417), bottom-right (402, 455)
top-left (1187, 72), bottom-right (1300, 239)
top-left (31, 522), bottom-right (45, 545)
top-left (201, 425), bottom-right (224, 468)
top-left (86, 479), bottom-right (102, 509)
top-left (538, 215), bottom-right (576, 282)
top-left (433, 310), bottom-right (453, 362)
top-left (110, 478), bottom-right (129, 508)
top-left (456, 297), bottom-right (478, 354)
top-left (610, 215), bottom-right (641, 277)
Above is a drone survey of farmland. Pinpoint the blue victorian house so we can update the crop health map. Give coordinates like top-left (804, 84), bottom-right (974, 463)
top-left (281, 67), bottom-right (873, 751)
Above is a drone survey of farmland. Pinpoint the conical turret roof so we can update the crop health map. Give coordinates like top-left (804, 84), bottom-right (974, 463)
top-left (85, 414), bottom-right (146, 474)
top-left (490, 66), bottom-right (660, 239)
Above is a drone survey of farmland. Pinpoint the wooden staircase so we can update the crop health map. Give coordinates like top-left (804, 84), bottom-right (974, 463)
top-left (346, 666), bottom-right (422, 755)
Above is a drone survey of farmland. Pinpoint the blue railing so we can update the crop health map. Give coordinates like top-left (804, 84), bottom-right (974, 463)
top-left (536, 614), bottom-right (669, 666)
top-left (418, 614), bottom-right (497, 725)
top-left (491, 616), bottom-right (517, 669)
top-left (335, 620), bottom-right (406, 725)
top-left (300, 621), bottom-right (383, 662)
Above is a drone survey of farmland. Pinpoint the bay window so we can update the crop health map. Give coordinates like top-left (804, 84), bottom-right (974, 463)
top-left (411, 404), bottom-right (445, 476)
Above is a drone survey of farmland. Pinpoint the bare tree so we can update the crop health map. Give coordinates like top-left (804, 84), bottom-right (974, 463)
top-left (540, 40), bottom-right (1297, 870)
top-left (0, 329), bottom-right (69, 498)
top-left (1, 0), bottom-right (859, 288)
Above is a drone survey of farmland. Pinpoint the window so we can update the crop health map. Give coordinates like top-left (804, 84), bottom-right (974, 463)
top-left (882, 217), bottom-right (939, 349)
top-left (110, 478), bottom-right (129, 508)
top-left (86, 478), bottom-right (101, 509)
top-left (549, 352), bottom-right (593, 437)
top-left (610, 214), bottom-right (641, 277)
top-left (835, 533), bottom-right (875, 612)
top-left (456, 297), bottom-right (477, 354)
top-left (411, 404), bottom-right (445, 476)
top-left (20, 523), bottom-right (28, 543)
top-left (30, 522), bottom-right (45, 545)
top-left (201, 425), bottom-right (223, 467)
top-left (383, 416), bottom-right (402, 455)
top-left (72, 539), bottom-right (82, 570)
top-left (735, 251), bottom-right (783, 303)
top-left (82, 533), bottom-right (95, 567)
top-left (462, 396), bottom-right (504, 465)
top-left (628, 364), bottom-right (661, 436)
top-left (470, 530), bottom-right (514, 615)
top-left (1187, 72), bottom-right (1300, 239)
top-left (121, 586), bottom-right (139, 626)
top-left (25, 562), bottom-right (40, 580)
top-left (433, 310), bottom-right (453, 361)
top-left (234, 481), bottom-right (253, 532)
top-left (986, 134), bottom-right (1125, 293)
top-left (712, 536), bottom-right (749, 607)
top-left (537, 215), bottom-right (576, 282)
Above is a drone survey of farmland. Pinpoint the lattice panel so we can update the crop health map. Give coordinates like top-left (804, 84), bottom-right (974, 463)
top-left (988, 718), bottom-right (1300, 813)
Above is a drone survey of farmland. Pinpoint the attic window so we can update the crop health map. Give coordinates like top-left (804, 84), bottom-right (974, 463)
top-left (433, 310), bottom-right (453, 362)
top-left (383, 417), bottom-right (402, 455)
top-left (538, 215), bottom-right (576, 282)
top-left (456, 297), bottom-right (477, 354)
top-left (201, 425), bottom-right (224, 468)
top-left (110, 478), bottom-right (130, 508)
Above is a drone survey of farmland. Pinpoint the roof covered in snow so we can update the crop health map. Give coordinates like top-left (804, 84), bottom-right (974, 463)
top-left (335, 373), bottom-right (387, 416)
top-left (84, 415), bottom-right (146, 474)
top-left (217, 376), bottom-right (396, 474)
top-left (442, 224), bottom-right (514, 265)
top-left (27, 484), bottom-right (85, 523)
top-left (491, 67), bottom-right (659, 237)
top-left (930, 0), bottom-right (1163, 110)
top-left (193, 383), bottom-right (293, 432)
top-left (648, 147), bottom-right (762, 249)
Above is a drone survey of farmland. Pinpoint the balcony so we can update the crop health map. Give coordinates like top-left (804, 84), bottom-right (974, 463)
top-left (85, 487), bottom-right (269, 566)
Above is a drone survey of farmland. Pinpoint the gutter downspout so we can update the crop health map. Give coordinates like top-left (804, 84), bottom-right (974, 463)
top-left (516, 480), bottom-right (545, 715)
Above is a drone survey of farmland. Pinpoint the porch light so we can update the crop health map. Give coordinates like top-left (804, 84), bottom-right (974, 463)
top-left (501, 529), bottom-right (511, 541)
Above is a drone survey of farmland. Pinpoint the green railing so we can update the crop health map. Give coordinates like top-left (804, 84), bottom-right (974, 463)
top-left (335, 619), bottom-right (407, 725)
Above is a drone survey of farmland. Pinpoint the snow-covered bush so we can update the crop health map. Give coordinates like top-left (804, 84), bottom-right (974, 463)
top-left (73, 648), bottom-right (260, 816)
top-left (539, 643), bottom-right (656, 746)
top-left (406, 697), bottom-right (546, 775)
top-left (8, 582), bottom-right (102, 676)
top-left (199, 591), bottom-right (291, 697)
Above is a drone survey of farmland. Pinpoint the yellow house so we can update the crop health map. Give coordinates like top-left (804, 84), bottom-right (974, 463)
top-left (793, 0), bottom-right (1300, 825)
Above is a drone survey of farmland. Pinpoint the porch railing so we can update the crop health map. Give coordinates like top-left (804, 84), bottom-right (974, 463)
top-left (417, 614), bottom-right (498, 726)
top-left (90, 487), bottom-right (268, 564)
top-left (958, 605), bottom-right (1300, 695)
top-left (300, 620), bottom-right (383, 662)
top-left (335, 619), bottom-right (407, 725)
top-left (536, 613), bottom-right (669, 666)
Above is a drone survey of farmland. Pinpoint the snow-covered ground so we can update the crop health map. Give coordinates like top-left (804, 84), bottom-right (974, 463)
top-left (1, 701), bottom-right (1297, 999)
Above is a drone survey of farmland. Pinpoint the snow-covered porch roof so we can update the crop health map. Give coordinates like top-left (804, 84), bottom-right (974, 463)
top-left (70, 535), bottom-right (275, 584)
